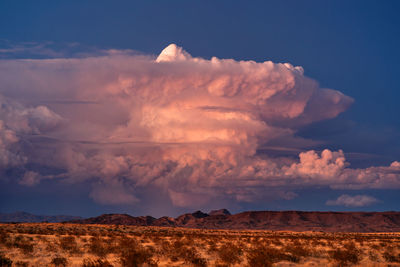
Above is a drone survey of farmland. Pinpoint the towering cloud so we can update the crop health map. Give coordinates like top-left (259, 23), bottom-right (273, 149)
top-left (0, 44), bottom-right (398, 209)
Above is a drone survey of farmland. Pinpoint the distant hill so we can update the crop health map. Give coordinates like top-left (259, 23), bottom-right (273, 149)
top-left (69, 209), bottom-right (400, 232)
top-left (73, 213), bottom-right (156, 226)
top-left (0, 211), bottom-right (83, 223)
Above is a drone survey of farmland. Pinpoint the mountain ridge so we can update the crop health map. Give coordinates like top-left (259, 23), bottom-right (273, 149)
top-left (0, 211), bottom-right (82, 223)
top-left (68, 210), bottom-right (400, 232)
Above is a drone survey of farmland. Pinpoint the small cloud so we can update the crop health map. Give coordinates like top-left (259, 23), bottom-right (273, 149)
top-left (19, 171), bottom-right (41, 186)
top-left (326, 194), bottom-right (380, 207)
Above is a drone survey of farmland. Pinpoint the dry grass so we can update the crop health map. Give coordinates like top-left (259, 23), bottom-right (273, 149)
top-left (0, 223), bottom-right (399, 266)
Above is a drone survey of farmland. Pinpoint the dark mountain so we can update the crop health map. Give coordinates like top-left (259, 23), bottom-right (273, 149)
top-left (0, 211), bottom-right (82, 223)
top-left (151, 216), bottom-right (176, 227)
top-left (69, 214), bottom-right (156, 226)
top-left (68, 210), bottom-right (400, 232)
top-left (209, 209), bottom-right (231, 216)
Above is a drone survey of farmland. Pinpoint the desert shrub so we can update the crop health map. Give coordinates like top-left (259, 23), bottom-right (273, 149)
top-left (105, 236), bottom-right (120, 253)
top-left (12, 235), bottom-right (34, 254)
top-left (180, 247), bottom-right (207, 267)
top-left (284, 241), bottom-right (311, 263)
top-left (119, 236), bottom-right (138, 251)
top-left (151, 234), bottom-right (162, 245)
top-left (270, 238), bottom-right (283, 246)
top-left (55, 227), bottom-right (67, 236)
top-left (163, 239), bottom-right (206, 266)
top-left (89, 237), bottom-right (108, 257)
top-left (182, 235), bottom-right (195, 246)
top-left (59, 235), bottom-right (79, 254)
top-left (159, 239), bottom-right (171, 255)
top-left (82, 258), bottom-right (113, 267)
top-left (14, 261), bottom-right (29, 267)
top-left (246, 246), bottom-right (287, 267)
top-left (51, 256), bottom-right (68, 267)
top-left (0, 254), bottom-right (12, 267)
top-left (71, 227), bottom-right (87, 236)
top-left (311, 238), bottom-right (325, 247)
top-left (166, 238), bottom-right (186, 261)
top-left (35, 234), bottom-right (46, 241)
top-left (326, 240), bottom-right (334, 248)
top-left (106, 231), bottom-right (115, 238)
top-left (46, 241), bottom-right (59, 253)
top-left (217, 243), bottom-right (243, 266)
top-left (120, 244), bottom-right (157, 267)
top-left (368, 250), bottom-right (379, 262)
top-left (370, 243), bottom-right (380, 250)
top-left (19, 242), bottom-right (34, 254)
top-left (329, 242), bottom-right (360, 266)
top-left (383, 246), bottom-right (400, 263)
top-left (0, 230), bottom-right (9, 245)
top-left (172, 239), bottom-right (184, 249)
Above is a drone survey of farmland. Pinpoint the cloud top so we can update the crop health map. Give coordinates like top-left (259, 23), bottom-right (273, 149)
top-left (156, 43), bottom-right (192, 62)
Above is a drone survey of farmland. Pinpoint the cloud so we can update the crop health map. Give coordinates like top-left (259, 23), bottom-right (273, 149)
top-left (19, 171), bottom-right (42, 186)
top-left (90, 180), bottom-right (139, 205)
top-left (0, 43), bottom-right (398, 209)
top-left (0, 94), bottom-right (63, 172)
top-left (283, 149), bottom-right (400, 189)
top-left (285, 149), bottom-right (347, 179)
top-left (0, 40), bottom-right (128, 59)
top-left (326, 194), bottom-right (380, 207)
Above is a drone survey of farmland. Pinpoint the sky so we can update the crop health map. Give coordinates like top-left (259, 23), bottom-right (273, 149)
top-left (0, 0), bottom-right (399, 218)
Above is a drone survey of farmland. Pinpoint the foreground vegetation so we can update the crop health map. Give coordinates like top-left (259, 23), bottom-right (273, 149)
top-left (0, 223), bottom-right (400, 266)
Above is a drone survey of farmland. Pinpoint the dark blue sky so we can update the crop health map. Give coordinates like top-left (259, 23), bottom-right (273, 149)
top-left (0, 1), bottom-right (399, 217)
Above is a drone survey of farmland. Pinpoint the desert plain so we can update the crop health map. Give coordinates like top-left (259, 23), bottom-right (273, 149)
top-left (0, 223), bottom-right (400, 267)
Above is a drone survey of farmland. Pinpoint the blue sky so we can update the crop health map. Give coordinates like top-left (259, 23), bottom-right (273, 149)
top-left (0, 1), bottom-right (399, 217)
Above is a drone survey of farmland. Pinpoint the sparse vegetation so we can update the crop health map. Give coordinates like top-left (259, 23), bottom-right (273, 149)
top-left (0, 223), bottom-right (399, 266)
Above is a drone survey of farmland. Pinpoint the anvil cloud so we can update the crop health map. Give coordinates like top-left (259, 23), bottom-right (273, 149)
top-left (0, 44), bottom-right (398, 208)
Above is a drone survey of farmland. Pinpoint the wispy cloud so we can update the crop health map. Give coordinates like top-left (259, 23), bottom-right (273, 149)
top-left (326, 194), bottom-right (381, 207)
top-left (0, 40), bottom-right (141, 59)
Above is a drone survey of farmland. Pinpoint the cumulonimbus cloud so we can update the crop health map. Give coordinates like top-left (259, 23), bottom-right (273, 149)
top-left (0, 43), bottom-right (398, 208)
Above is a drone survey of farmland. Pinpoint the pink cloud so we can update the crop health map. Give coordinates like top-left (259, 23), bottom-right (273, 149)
top-left (0, 44), bottom-right (397, 208)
